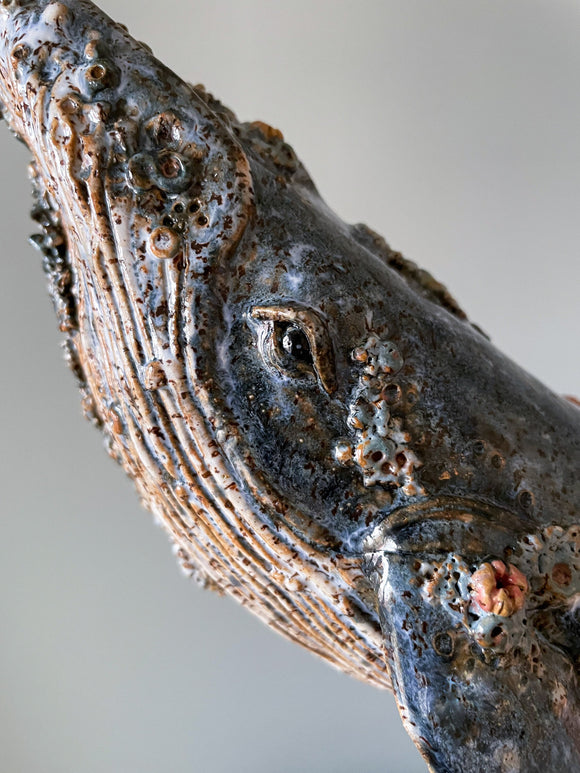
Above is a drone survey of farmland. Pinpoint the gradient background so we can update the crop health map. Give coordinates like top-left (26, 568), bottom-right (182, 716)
top-left (0, 1), bottom-right (579, 771)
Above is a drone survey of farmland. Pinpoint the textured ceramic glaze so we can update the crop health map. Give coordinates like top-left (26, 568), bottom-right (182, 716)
top-left (0, 2), bottom-right (578, 771)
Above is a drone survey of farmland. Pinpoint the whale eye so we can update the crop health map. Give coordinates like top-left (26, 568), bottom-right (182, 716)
top-left (251, 304), bottom-right (336, 394)
top-left (277, 322), bottom-right (313, 367)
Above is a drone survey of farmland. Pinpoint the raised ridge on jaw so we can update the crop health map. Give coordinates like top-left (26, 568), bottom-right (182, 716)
top-left (363, 496), bottom-right (532, 554)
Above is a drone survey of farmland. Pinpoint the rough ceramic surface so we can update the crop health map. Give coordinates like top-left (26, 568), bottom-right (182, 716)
top-left (0, 2), bottom-right (577, 771)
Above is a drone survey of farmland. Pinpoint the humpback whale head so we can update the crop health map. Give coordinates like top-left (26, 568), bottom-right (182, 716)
top-left (0, 2), bottom-right (579, 768)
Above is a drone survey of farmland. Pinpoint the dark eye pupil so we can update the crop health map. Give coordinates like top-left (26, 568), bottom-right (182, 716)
top-left (281, 325), bottom-right (312, 363)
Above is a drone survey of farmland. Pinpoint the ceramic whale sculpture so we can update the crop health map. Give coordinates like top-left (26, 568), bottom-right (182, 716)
top-left (0, 1), bottom-right (578, 770)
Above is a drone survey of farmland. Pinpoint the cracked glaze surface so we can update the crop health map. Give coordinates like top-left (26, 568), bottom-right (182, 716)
top-left (0, 2), bottom-right (578, 771)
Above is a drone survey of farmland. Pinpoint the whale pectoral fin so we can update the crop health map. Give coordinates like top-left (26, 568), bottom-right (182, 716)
top-left (369, 551), bottom-right (580, 773)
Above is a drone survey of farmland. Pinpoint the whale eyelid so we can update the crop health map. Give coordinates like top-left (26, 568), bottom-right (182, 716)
top-left (251, 304), bottom-right (337, 395)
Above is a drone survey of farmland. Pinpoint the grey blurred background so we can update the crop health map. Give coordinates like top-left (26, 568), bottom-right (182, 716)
top-left (0, 1), bottom-right (579, 771)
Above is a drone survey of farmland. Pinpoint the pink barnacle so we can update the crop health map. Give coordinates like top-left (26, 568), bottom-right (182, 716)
top-left (470, 560), bottom-right (528, 617)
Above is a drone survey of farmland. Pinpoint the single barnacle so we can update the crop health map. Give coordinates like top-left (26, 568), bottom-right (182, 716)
top-left (469, 560), bottom-right (528, 617)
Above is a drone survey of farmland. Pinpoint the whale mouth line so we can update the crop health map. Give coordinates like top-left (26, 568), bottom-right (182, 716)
top-left (362, 496), bottom-right (529, 556)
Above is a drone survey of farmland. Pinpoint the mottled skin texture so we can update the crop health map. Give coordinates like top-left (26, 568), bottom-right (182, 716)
top-left (0, 2), bottom-right (578, 771)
